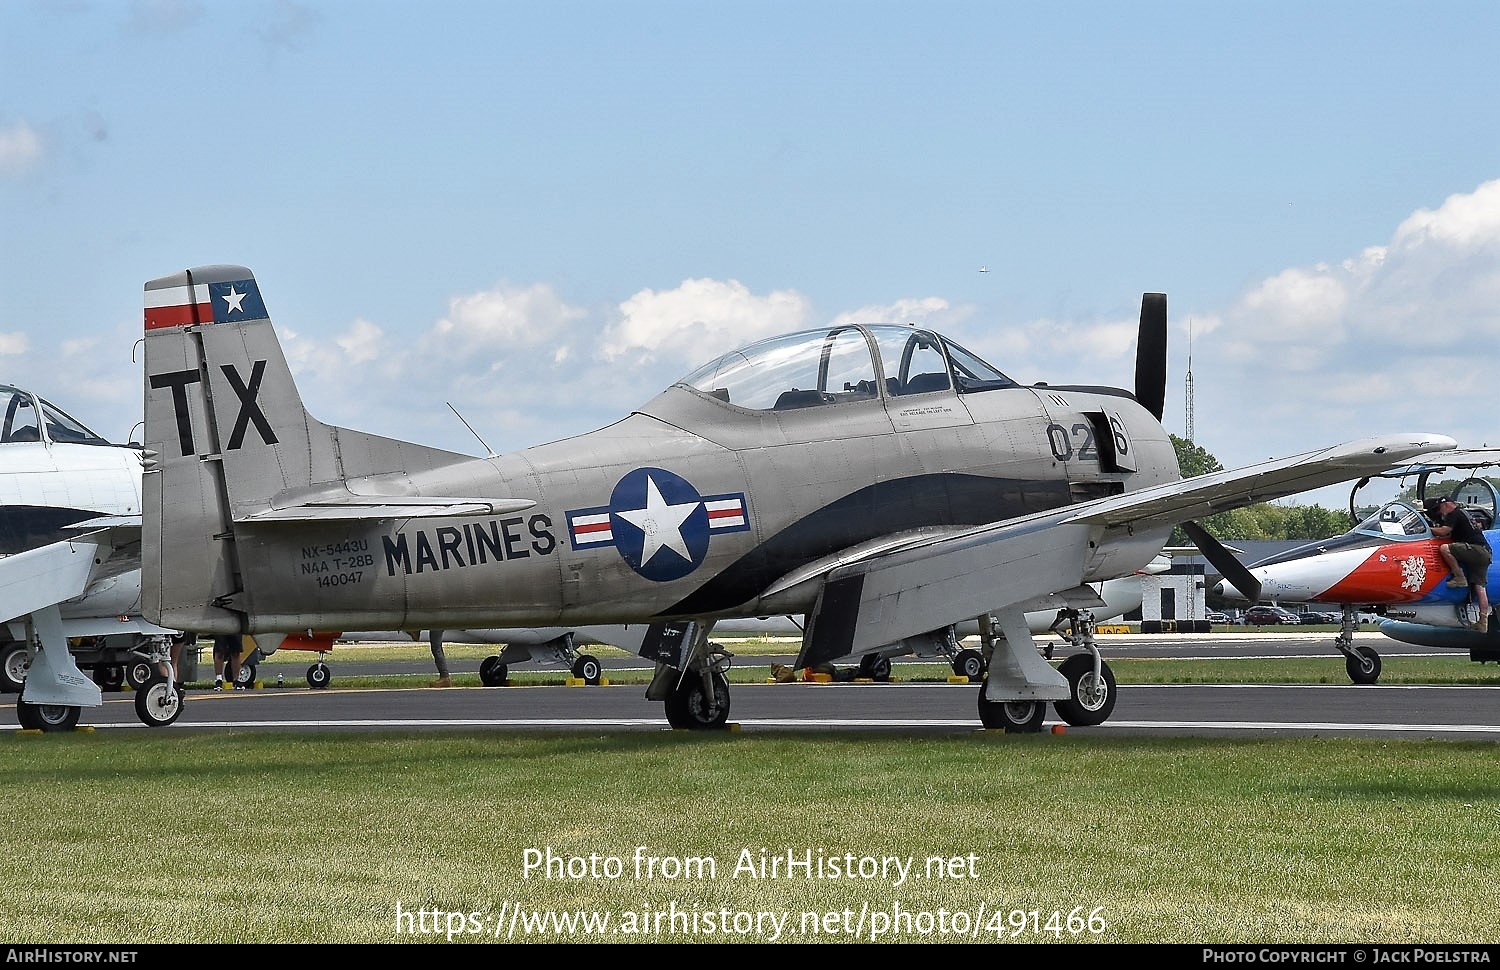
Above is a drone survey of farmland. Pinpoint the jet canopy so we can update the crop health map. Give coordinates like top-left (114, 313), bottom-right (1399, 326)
top-left (1349, 502), bottom-right (1434, 540)
top-left (676, 324), bottom-right (1017, 411)
top-left (0, 384), bottom-right (112, 446)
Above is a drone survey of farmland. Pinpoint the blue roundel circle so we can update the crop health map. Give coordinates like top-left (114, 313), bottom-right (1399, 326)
top-left (608, 467), bottom-right (710, 582)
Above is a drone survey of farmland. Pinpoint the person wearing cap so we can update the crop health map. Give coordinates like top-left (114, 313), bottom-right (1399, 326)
top-left (1432, 495), bottom-right (1492, 633)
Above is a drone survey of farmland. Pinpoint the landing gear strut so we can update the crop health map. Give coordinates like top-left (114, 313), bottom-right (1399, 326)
top-left (648, 623), bottom-right (734, 730)
top-left (972, 606), bottom-right (1118, 731)
top-left (1334, 605), bottom-right (1381, 684)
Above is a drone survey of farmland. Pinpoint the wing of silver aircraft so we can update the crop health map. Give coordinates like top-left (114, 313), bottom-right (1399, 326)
top-left (138, 264), bottom-right (1455, 732)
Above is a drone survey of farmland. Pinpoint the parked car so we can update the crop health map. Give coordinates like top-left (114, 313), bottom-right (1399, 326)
top-left (1206, 611), bottom-right (1230, 624)
top-left (1243, 605), bottom-right (1301, 625)
top-left (1299, 611), bottom-right (1338, 625)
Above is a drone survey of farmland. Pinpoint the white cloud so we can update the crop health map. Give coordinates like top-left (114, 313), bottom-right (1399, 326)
top-left (604, 278), bottom-right (816, 365)
top-left (430, 282), bottom-right (585, 354)
top-left (1188, 177), bottom-right (1500, 500)
top-left (61, 337), bottom-right (96, 357)
top-left (828, 296), bottom-right (953, 329)
top-left (1236, 265), bottom-right (1349, 343)
top-left (0, 333), bottom-right (30, 356)
top-left (0, 122), bottom-right (43, 178)
top-left (1392, 180), bottom-right (1500, 251)
top-left (335, 318), bottom-right (384, 364)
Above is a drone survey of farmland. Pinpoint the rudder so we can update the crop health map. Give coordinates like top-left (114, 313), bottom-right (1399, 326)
top-left (142, 265), bottom-right (278, 633)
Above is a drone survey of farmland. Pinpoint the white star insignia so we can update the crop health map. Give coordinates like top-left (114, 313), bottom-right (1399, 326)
top-left (617, 475), bottom-right (698, 566)
top-left (222, 287), bottom-right (248, 315)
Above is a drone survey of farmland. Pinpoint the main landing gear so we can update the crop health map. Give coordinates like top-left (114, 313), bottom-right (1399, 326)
top-left (647, 623), bottom-right (734, 730)
top-left (974, 607), bottom-right (1118, 733)
top-left (11, 608), bottom-right (182, 730)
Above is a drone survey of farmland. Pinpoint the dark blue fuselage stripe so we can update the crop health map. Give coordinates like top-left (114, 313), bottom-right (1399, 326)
top-left (661, 474), bottom-right (1071, 617)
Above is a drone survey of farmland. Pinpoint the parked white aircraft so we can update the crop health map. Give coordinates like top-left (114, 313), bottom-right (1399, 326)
top-left (0, 383), bottom-right (182, 729)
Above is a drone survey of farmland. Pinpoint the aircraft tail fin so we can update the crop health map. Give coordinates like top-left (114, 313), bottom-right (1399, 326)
top-left (140, 265), bottom-right (470, 633)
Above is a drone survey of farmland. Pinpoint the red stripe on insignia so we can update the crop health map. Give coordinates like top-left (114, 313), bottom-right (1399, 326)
top-left (574, 522), bottom-right (612, 536)
top-left (144, 302), bottom-right (210, 330)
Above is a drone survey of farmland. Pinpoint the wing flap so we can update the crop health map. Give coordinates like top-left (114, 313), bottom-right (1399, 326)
top-left (801, 521), bottom-right (1092, 665)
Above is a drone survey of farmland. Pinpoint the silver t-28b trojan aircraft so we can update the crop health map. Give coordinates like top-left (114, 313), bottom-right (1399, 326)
top-left (139, 264), bottom-right (1453, 731)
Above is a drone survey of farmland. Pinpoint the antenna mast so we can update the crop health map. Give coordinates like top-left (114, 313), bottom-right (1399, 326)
top-left (1184, 317), bottom-right (1195, 443)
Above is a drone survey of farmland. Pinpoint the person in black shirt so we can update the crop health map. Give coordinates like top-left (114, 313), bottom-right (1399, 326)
top-left (1433, 495), bottom-right (1492, 633)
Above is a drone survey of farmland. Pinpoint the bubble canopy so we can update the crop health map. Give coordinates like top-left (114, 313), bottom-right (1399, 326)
top-left (0, 384), bottom-right (112, 445)
top-left (677, 324), bottom-right (1017, 412)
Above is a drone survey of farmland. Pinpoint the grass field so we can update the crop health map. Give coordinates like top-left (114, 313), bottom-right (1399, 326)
top-left (4, 640), bottom-right (1499, 945)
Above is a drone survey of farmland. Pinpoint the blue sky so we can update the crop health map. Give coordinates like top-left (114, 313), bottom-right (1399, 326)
top-left (4, 0), bottom-right (1499, 510)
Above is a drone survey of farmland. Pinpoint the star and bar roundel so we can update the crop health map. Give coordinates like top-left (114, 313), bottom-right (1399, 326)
top-left (564, 467), bottom-right (750, 582)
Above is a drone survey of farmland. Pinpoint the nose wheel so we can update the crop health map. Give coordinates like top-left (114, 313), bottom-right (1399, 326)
top-left (306, 661), bottom-right (332, 689)
top-left (1344, 645), bottom-right (1381, 685)
top-left (134, 676), bottom-right (183, 727)
top-left (1052, 654), bottom-right (1117, 726)
top-left (1335, 606), bottom-right (1382, 684)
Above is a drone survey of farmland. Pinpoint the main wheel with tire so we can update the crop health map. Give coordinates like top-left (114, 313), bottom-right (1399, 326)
top-left (479, 656), bottom-right (508, 687)
top-left (1345, 645), bottom-right (1382, 685)
top-left (1052, 654), bottom-right (1117, 726)
top-left (236, 662), bottom-right (257, 688)
top-left (571, 654), bottom-right (602, 685)
top-left (976, 680), bottom-right (1046, 733)
top-left (663, 672), bottom-right (731, 730)
top-left (1, 642), bottom-right (31, 693)
top-left (134, 676), bottom-right (183, 727)
top-left (16, 701), bottom-right (81, 732)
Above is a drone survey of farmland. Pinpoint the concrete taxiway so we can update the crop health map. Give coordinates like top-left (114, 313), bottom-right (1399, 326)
top-left (14, 632), bottom-right (1500, 739)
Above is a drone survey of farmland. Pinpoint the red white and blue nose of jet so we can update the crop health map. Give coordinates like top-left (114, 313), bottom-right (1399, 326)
top-left (1210, 549), bottom-right (1372, 603)
top-left (1213, 543), bottom-right (1449, 606)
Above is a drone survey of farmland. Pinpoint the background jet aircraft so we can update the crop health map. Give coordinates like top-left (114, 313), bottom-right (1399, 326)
top-left (138, 264), bottom-right (1452, 732)
top-left (1214, 449), bottom-right (1500, 684)
top-left (0, 383), bottom-right (183, 729)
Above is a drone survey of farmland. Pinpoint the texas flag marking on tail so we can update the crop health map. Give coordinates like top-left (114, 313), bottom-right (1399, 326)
top-left (144, 275), bottom-right (268, 330)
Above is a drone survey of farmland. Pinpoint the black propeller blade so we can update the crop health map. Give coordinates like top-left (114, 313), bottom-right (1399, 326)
top-left (1134, 292), bottom-right (1167, 422)
top-left (1181, 519), bottom-right (1262, 603)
